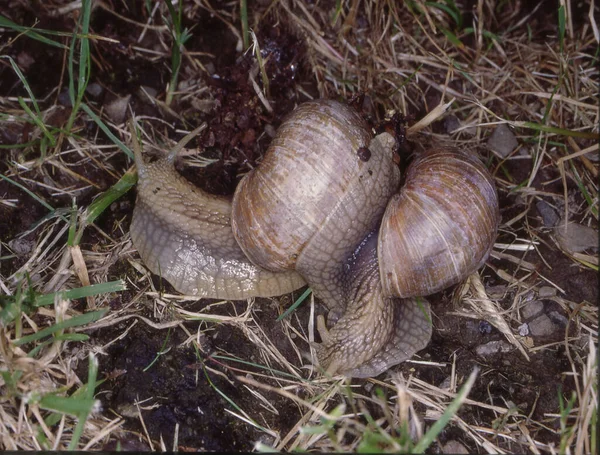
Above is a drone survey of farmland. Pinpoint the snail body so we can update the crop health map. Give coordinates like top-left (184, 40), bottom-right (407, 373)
top-left (131, 99), bottom-right (499, 378)
top-left (130, 151), bottom-right (306, 300)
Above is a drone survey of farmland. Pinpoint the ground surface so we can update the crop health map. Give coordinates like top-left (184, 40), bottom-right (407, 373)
top-left (0, 0), bottom-right (598, 453)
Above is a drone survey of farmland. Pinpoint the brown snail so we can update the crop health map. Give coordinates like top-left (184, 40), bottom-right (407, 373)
top-left (130, 99), bottom-right (500, 378)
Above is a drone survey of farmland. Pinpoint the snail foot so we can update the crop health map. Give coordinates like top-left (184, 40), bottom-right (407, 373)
top-left (345, 296), bottom-right (432, 378)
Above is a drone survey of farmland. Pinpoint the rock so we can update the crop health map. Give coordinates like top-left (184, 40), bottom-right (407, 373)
top-left (487, 123), bottom-right (518, 158)
top-left (58, 89), bottom-right (72, 107)
top-left (555, 221), bottom-right (599, 253)
top-left (8, 238), bottom-right (35, 256)
top-left (536, 200), bottom-right (560, 227)
top-left (548, 311), bottom-right (569, 328)
top-left (518, 323), bottom-right (529, 336)
top-left (475, 340), bottom-right (513, 356)
top-left (104, 94), bottom-right (131, 124)
top-left (17, 51), bottom-right (35, 71)
top-left (439, 375), bottom-right (452, 390)
top-left (85, 82), bottom-right (104, 98)
top-left (486, 284), bottom-right (507, 298)
top-left (479, 321), bottom-right (492, 334)
top-left (442, 440), bottom-right (469, 454)
top-left (528, 314), bottom-right (558, 337)
top-left (443, 115), bottom-right (461, 134)
top-left (139, 85), bottom-right (158, 99)
top-left (538, 286), bottom-right (557, 298)
top-left (521, 300), bottom-right (544, 319)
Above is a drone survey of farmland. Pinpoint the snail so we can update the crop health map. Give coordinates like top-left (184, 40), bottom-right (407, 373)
top-left (130, 99), bottom-right (500, 378)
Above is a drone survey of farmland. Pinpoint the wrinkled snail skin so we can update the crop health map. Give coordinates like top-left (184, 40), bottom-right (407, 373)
top-left (315, 231), bottom-right (432, 378)
top-left (130, 155), bottom-right (306, 300)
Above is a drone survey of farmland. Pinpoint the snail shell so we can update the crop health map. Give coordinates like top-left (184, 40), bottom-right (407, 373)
top-left (379, 149), bottom-right (500, 298)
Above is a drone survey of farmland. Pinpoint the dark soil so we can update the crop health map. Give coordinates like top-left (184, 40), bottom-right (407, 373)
top-left (0, 1), bottom-right (596, 452)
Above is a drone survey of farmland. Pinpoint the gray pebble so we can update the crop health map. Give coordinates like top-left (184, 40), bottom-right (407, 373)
top-left (536, 200), bottom-right (560, 227)
top-left (555, 221), bottom-right (599, 253)
top-left (442, 440), bottom-right (469, 454)
top-left (475, 340), bottom-right (513, 356)
top-left (538, 286), bottom-right (557, 298)
top-left (518, 323), bottom-right (529, 336)
top-left (439, 375), bottom-right (452, 390)
top-left (8, 238), bottom-right (35, 256)
top-left (85, 82), bottom-right (104, 98)
top-left (548, 311), bottom-right (569, 328)
top-left (58, 89), bottom-right (72, 107)
top-left (521, 300), bottom-right (544, 319)
top-left (104, 94), bottom-right (132, 124)
top-left (443, 115), bottom-right (461, 134)
top-left (528, 314), bottom-right (558, 337)
top-left (487, 124), bottom-right (518, 158)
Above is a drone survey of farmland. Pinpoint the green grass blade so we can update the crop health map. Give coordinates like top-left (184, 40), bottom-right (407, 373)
top-left (17, 98), bottom-right (56, 146)
top-left (441, 28), bottom-right (464, 49)
top-left (413, 367), bottom-right (479, 453)
top-left (203, 364), bottom-right (271, 434)
top-left (277, 287), bottom-right (312, 321)
top-left (68, 354), bottom-right (99, 450)
top-left (0, 16), bottom-right (68, 48)
top-left (66, 0), bottom-right (92, 131)
top-left (27, 333), bottom-right (90, 358)
top-left (425, 2), bottom-right (461, 28)
top-left (81, 103), bottom-right (133, 159)
top-left (0, 173), bottom-right (55, 212)
top-left (34, 279), bottom-right (127, 307)
top-left (82, 168), bottom-right (138, 226)
top-left (558, 4), bottom-right (565, 53)
top-left (13, 309), bottom-right (108, 346)
top-left (3, 56), bottom-right (42, 116)
top-left (519, 122), bottom-right (599, 140)
top-left (39, 395), bottom-right (97, 417)
top-left (240, 0), bottom-right (249, 49)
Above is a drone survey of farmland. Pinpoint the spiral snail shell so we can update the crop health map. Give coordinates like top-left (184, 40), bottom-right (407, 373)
top-left (130, 99), bottom-right (500, 378)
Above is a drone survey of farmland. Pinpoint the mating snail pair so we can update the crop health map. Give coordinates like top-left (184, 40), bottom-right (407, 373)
top-left (130, 99), bottom-right (500, 378)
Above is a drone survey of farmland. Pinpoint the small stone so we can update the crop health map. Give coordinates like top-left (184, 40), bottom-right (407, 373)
top-left (536, 200), bottom-right (560, 227)
top-left (139, 85), bottom-right (158, 99)
top-left (555, 221), bottom-right (599, 253)
top-left (17, 51), bottom-right (35, 71)
top-left (518, 323), bottom-right (529, 336)
top-left (486, 284), bottom-right (507, 298)
top-left (479, 320), bottom-right (492, 334)
top-left (8, 238), bottom-right (35, 256)
top-left (521, 300), bottom-right (544, 319)
top-left (475, 340), bottom-right (513, 356)
top-left (439, 376), bottom-right (452, 390)
top-left (85, 82), bottom-right (104, 98)
top-left (487, 123), bottom-right (518, 158)
top-left (58, 89), bottom-right (72, 107)
top-left (528, 314), bottom-right (558, 337)
top-left (538, 286), bottom-right (557, 298)
top-left (264, 124), bottom-right (277, 138)
top-left (442, 440), bottom-right (469, 454)
top-left (548, 311), bottom-right (569, 328)
top-left (443, 115), bottom-right (461, 134)
top-left (204, 61), bottom-right (216, 75)
top-left (104, 94), bottom-right (131, 124)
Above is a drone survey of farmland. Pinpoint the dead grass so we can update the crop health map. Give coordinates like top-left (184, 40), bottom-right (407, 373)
top-left (1, 0), bottom-right (598, 452)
